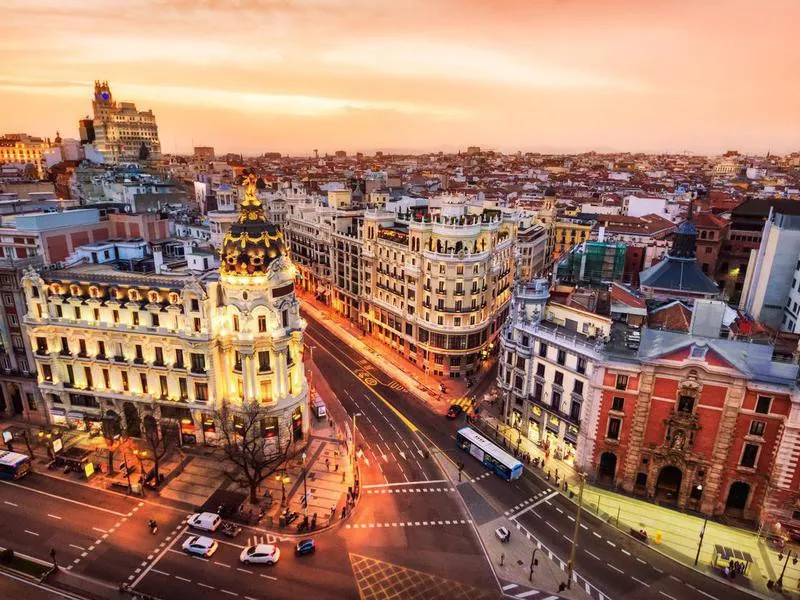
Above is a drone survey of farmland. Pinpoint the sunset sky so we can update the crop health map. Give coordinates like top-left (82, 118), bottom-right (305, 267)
top-left (1, 0), bottom-right (798, 156)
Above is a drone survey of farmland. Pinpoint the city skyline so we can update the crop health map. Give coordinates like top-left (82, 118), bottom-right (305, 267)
top-left (2, 0), bottom-right (799, 156)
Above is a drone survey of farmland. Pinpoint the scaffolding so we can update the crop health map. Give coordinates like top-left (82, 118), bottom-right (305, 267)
top-left (556, 241), bottom-right (627, 285)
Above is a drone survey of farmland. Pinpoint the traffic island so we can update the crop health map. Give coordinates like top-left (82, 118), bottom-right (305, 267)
top-left (0, 547), bottom-right (52, 580)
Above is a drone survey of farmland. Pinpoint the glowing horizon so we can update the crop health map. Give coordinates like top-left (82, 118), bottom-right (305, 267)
top-left (1, 0), bottom-right (798, 156)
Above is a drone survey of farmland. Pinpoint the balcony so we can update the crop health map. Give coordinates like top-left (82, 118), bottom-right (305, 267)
top-left (113, 355), bottom-right (126, 363)
top-left (35, 349), bottom-right (49, 357)
top-left (95, 354), bottom-right (108, 362)
top-left (152, 361), bottom-right (166, 368)
top-left (133, 357), bottom-right (145, 365)
top-left (190, 366), bottom-right (207, 375)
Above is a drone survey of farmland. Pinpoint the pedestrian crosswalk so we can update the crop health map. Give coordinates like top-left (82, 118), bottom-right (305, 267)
top-left (346, 519), bottom-right (472, 530)
top-left (366, 486), bottom-right (456, 495)
top-left (244, 533), bottom-right (283, 546)
top-left (449, 396), bottom-right (474, 410)
top-left (501, 580), bottom-right (562, 599)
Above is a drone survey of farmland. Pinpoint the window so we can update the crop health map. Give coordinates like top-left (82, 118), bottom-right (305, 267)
top-left (233, 314), bottom-right (239, 331)
top-left (160, 375), bottom-right (168, 397)
top-left (554, 371), bottom-right (564, 386)
top-left (514, 375), bottom-right (524, 391)
top-left (539, 342), bottom-right (548, 358)
top-left (611, 396), bottom-right (624, 411)
top-left (195, 382), bottom-right (209, 401)
top-left (577, 357), bottom-right (586, 374)
top-left (93, 308), bottom-right (100, 321)
top-left (607, 417), bottom-right (621, 440)
top-left (84, 366), bottom-right (93, 388)
top-left (35, 337), bottom-right (47, 354)
top-left (27, 393), bottom-right (37, 411)
top-left (140, 373), bottom-right (149, 394)
top-left (281, 310), bottom-right (289, 328)
top-left (2, 293), bottom-right (12, 306)
top-left (516, 356), bottom-right (526, 369)
top-left (55, 305), bottom-right (62, 318)
top-left (135, 344), bottom-right (144, 361)
top-left (8, 314), bottom-right (17, 326)
top-left (102, 368), bottom-right (110, 389)
top-left (154, 347), bottom-right (164, 365)
top-left (152, 314), bottom-right (159, 327)
top-left (755, 396), bottom-right (771, 414)
top-left (677, 395), bottom-right (694, 413)
top-left (122, 371), bottom-right (129, 391)
top-left (258, 351), bottom-right (271, 372)
top-left (258, 315), bottom-right (267, 333)
top-left (79, 339), bottom-right (87, 356)
top-left (193, 318), bottom-right (201, 333)
top-left (740, 443), bottom-right (759, 468)
top-left (97, 340), bottom-right (106, 358)
top-left (61, 336), bottom-right (70, 355)
top-left (191, 353), bottom-right (206, 373)
top-left (66, 364), bottom-right (75, 384)
top-left (557, 349), bottom-right (566, 365)
top-left (570, 401), bottom-right (581, 421)
top-left (615, 374), bottom-right (629, 391)
top-left (551, 390), bottom-right (561, 409)
top-left (132, 311), bottom-right (139, 326)
top-left (179, 377), bottom-right (188, 399)
top-left (74, 306), bottom-right (81, 319)
top-left (749, 420), bottom-right (766, 437)
top-left (191, 298), bottom-right (199, 311)
top-left (175, 349), bottom-right (184, 368)
top-left (573, 380), bottom-right (584, 395)
top-left (113, 309), bottom-right (119, 323)
top-left (41, 364), bottom-right (52, 382)
top-left (234, 351), bottom-right (243, 371)
top-left (521, 335), bottom-right (529, 347)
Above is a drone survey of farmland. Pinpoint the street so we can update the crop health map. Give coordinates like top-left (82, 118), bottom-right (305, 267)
top-left (0, 310), bottom-right (763, 600)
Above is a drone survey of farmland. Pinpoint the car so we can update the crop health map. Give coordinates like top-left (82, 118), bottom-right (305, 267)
top-left (239, 543), bottom-right (280, 565)
top-left (187, 512), bottom-right (221, 532)
top-left (295, 539), bottom-right (316, 556)
top-left (182, 535), bottom-right (218, 558)
top-left (446, 404), bottom-right (464, 419)
top-left (495, 526), bottom-right (510, 543)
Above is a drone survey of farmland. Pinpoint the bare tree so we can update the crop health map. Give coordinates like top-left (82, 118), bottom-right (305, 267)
top-left (140, 413), bottom-right (180, 485)
top-left (218, 401), bottom-right (296, 504)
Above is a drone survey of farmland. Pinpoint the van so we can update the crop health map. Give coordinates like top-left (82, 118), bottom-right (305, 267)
top-left (312, 396), bottom-right (326, 419)
top-left (187, 512), bottom-right (221, 532)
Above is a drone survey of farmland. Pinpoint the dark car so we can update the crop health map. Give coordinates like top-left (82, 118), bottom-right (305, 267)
top-left (295, 539), bottom-right (316, 556)
top-left (446, 404), bottom-right (464, 419)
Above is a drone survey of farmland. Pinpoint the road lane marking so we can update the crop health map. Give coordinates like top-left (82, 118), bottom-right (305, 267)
top-left (509, 490), bottom-right (559, 520)
top-left (585, 550), bottom-right (600, 560)
top-left (607, 563), bottom-right (624, 574)
top-left (151, 568), bottom-right (169, 576)
top-left (580, 523), bottom-right (587, 530)
top-left (592, 531), bottom-right (601, 538)
top-left (515, 591), bottom-right (541, 599)
top-left (214, 561), bottom-right (231, 568)
top-left (130, 525), bottom-right (187, 589)
top-left (668, 575), bottom-right (681, 582)
top-left (659, 592), bottom-right (677, 600)
top-left (220, 591), bottom-right (237, 597)
top-left (175, 576), bottom-right (191, 583)
top-left (24, 530), bottom-right (39, 536)
top-left (631, 576), bottom-right (650, 587)
top-left (92, 527), bottom-right (107, 533)
top-left (696, 589), bottom-right (718, 600)
top-left (198, 583), bottom-right (215, 589)
top-left (606, 540), bottom-right (616, 547)
top-left (4, 501), bottom-right (17, 507)
top-left (47, 514), bottom-right (62, 520)
top-left (69, 544), bottom-right (85, 551)
top-left (621, 549), bottom-right (630, 556)
top-left (502, 584), bottom-right (518, 590)
top-left (0, 480), bottom-right (128, 516)
top-left (237, 567), bottom-right (253, 574)
top-left (653, 567), bottom-right (664, 574)
top-left (636, 557), bottom-right (647, 564)
top-left (546, 523), bottom-right (557, 532)
top-left (260, 573), bottom-right (277, 581)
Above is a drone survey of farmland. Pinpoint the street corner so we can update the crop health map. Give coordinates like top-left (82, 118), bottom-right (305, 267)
top-left (479, 517), bottom-right (591, 600)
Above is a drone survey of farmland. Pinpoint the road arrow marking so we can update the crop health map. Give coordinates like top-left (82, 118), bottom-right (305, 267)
top-left (399, 451), bottom-right (406, 460)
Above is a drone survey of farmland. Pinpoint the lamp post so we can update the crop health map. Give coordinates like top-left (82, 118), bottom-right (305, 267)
top-left (301, 451), bottom-right (308, 517)
top-left (277, 471), bottom-right (290, 507)
top-left (305, 345), bottom-right (317, 392)
top-left (566, 473), bottom-right (587, 589)
top-left (121, 445), bottom-right (132, 494)
top-left (776, 550), bottom-right (798, 589)
top-left (694, 515), bottom-right (708, 566)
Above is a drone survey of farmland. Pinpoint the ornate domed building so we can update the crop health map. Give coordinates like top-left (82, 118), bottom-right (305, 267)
top-left (22, 173), bottom-right (308, 448)
top-left (216, 173), bottom-right (309, 443)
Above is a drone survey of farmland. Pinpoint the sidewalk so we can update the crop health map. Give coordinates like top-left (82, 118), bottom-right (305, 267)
top-left (473, 393), bottom-right (800, 599)
top-left (232, 359), bottom-right (358, 533)
top-left (298, 290), bottom-right (495, 412)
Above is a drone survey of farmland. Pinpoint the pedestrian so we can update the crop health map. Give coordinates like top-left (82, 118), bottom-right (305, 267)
top-left (724, 566), bottom-right (730, 579)
top-left (341, 506), bottom-right (346, 519)
top-left (325, 458), bottom-right (330, 471)
top-left (342, 471), bottom-right (346, 482)
top-left (335, 463), bottom-right (339, 472)
top-left (330, 506), bottom-right (336, 519)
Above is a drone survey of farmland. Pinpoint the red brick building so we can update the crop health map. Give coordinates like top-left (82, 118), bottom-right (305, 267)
top-left (693, 212), bottom-right (729, 280)
top-left (592, 325), bottom-right (798, 521)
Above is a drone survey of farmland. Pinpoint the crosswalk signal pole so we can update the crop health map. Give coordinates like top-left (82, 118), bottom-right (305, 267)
top-left (567, 473), bottom-right (586, 589)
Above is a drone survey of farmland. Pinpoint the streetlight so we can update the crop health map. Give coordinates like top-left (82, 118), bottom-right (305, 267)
top-left (529, 548), bottom-right (538, 581)
top-left (566, 472), bottom-right (587, 589)
top-left (301, 451), bottom-right (308, 517)
top-left (277, 471), bottom-right (290, 507)
top-left (121, 444), bottom-right (133, 494)
top-left (305, 345), bottom-right (317, 392)
top-left (776, 550), bottom-right (798, 589)
top-left (694, 515), bottom-right (708, 566)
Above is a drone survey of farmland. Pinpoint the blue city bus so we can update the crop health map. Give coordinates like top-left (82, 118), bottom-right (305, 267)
top-left (456, 427), bottom-right (523, 481)
top-left (0, 450), bottom-right (31, 480)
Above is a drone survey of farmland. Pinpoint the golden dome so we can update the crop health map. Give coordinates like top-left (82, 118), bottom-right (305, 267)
top-left (219, 174), bottom-right (286, 277)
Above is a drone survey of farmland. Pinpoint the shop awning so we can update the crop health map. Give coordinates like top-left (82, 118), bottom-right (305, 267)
top-left (67, 411), bottom-right (85, 419)
top-left (50, 408), bottom-right (66, 416)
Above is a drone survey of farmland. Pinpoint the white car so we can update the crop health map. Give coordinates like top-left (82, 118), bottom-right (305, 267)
top-left (182, 535), bottom-right (218, 558)
top-left (187, 512), bottom-right (221, 532)
top-left (239, 544), bottom-right (281, 565)
top-left (495, 526), bottom-right (510, 542)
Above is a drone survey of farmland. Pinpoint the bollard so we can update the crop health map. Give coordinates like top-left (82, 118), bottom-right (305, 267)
top-left (499, 553), bottom-right (505, 566)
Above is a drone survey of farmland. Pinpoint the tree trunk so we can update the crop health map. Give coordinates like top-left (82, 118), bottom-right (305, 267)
top-left (249, 481), bottom-right (259, 505)
top-left (153, 458), bottom-right (160, 484)
top-left (107, 449), bottom-right (115, 474)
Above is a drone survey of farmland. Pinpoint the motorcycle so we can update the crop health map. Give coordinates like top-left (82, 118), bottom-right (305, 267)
top-left (220, 521), bottom-right (241, 538)
top-left (283, 510), bottom-right (299, 526)
top-left (297, 516), bottom-right (309, 533)
top-left (148, 519), bottom-right (158, 535)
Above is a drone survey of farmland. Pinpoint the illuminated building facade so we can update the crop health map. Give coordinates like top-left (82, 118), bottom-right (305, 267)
top-left (89, 81), bottom-right (161, 164)
top-left (0, 133), bottom-right (51, 179)
top-left (23, 175), bottom-right (308, 443)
